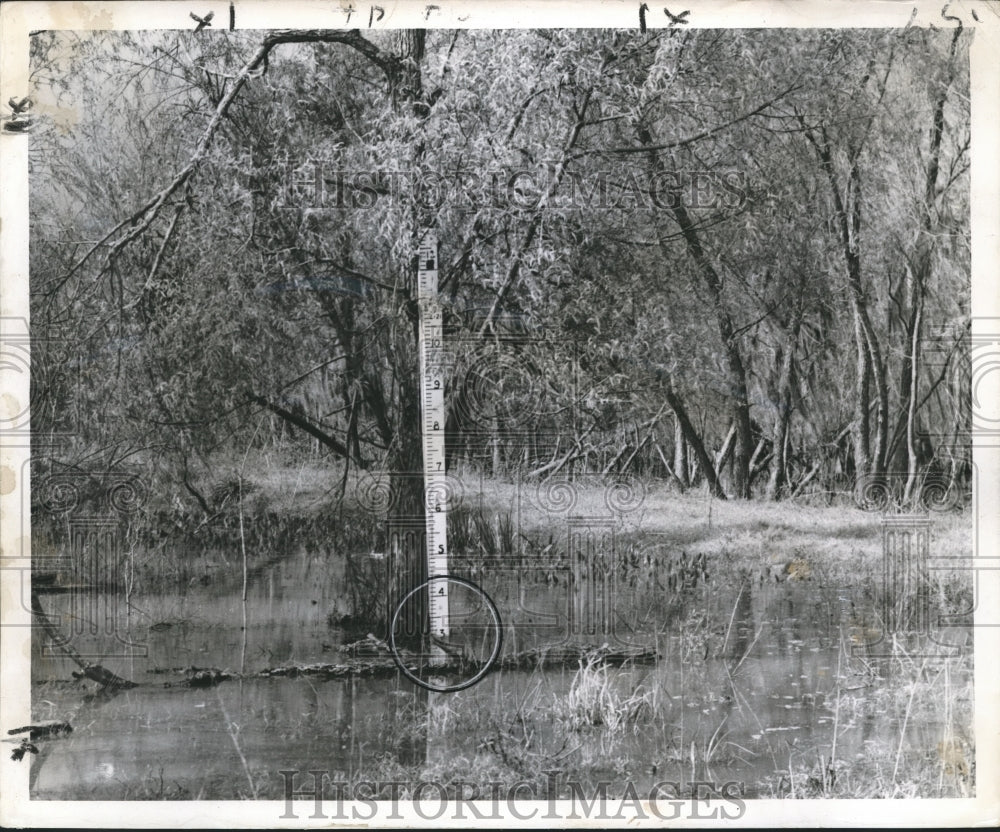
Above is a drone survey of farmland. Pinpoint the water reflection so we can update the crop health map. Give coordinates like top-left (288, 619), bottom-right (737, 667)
top-left (29, 548), bottom-right (971, 799)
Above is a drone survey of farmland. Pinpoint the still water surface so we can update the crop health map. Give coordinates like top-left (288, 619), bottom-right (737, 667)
top-left (28, 548), bottom-right (967, 799)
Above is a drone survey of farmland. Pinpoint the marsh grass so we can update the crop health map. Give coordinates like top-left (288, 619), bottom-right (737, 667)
top-left (555, 657), bottom-right (653, 734)
top-left (448, 504), bottom-right (519, 557)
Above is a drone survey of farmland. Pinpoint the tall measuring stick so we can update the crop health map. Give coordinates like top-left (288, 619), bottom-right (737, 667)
top-left (416, 231), bottom-right (450, 650)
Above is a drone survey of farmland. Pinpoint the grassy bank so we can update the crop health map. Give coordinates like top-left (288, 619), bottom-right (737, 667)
top-left (30, 459), bottom-right (973, 603)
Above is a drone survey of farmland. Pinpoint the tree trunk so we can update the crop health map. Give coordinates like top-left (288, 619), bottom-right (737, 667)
top-left (636, 122), bottom-right (753, 497)
top-left (385, 308), bottom-right (427, 648)
top-left (673, 417), bottom-right (689, 488)
top-left (807, 124), bottom-right (889, 479)
top-left (766, 320), bottom-right (801, 500)
top-left (655, 439), bottom-right (687, 491)
top-left (715, 422), bottom-right (737, 475)
top-left (903, 26), bottom-right (961, 503)
top-left (851, 304), bottom-right (872, 477)
top-left (660, 379), bottom-right (726, 499)
top-left (385, 28), bottom-right (431, 648)
top-left (903, 281), bottom-right (924, 504)
top-left (249, 395), bottom-right (353, 461)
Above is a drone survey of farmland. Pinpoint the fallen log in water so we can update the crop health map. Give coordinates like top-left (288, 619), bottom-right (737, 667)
top-left (7, 720), bottom-right (73, 740)
top-left (30, 591), bottom-right (137, 691)
top-left (255, 641), bottom-right (659, 681)
top-left (7, 722), bottom-right (73, 763)
top-left (11, 739), bottom-right (39, 762)
top-left (338, 633), bottom-right (394, 658)
top-left (258, 660), bottom-right (399, 680)
top-left (70, 665), bottom-right (138, 690)
top-left (102, 641), bottom-right (662, 691)
top-left (500, 643), bottom-right (659, 670)
top-left (185, 668), bottom-right (235, 688)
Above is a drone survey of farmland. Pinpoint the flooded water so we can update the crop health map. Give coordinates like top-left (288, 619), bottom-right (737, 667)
top-left (26, 546), bottom-right (972, 800)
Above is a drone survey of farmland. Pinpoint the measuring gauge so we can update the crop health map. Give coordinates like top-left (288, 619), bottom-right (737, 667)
top-left (416, 231), bottom-right (450, 651)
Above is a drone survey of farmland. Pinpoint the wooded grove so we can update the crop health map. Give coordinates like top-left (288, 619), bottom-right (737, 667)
top-left (28, 26), bottom-right (971, 515)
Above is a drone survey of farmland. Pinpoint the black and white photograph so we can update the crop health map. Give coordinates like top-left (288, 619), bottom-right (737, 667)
top-left (1, 0), bottom-right (998, 826)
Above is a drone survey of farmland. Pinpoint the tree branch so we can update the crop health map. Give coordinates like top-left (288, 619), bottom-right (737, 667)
top-left (54, 30), bottom-right (400, 294)
top-left (249, 394), bottom-right (356, 463)
top-left (592, 82), bottom-right (802, 156)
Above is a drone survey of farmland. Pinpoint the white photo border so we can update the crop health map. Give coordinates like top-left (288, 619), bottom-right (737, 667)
top-left (1, 1), bottom-right (997, 827)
